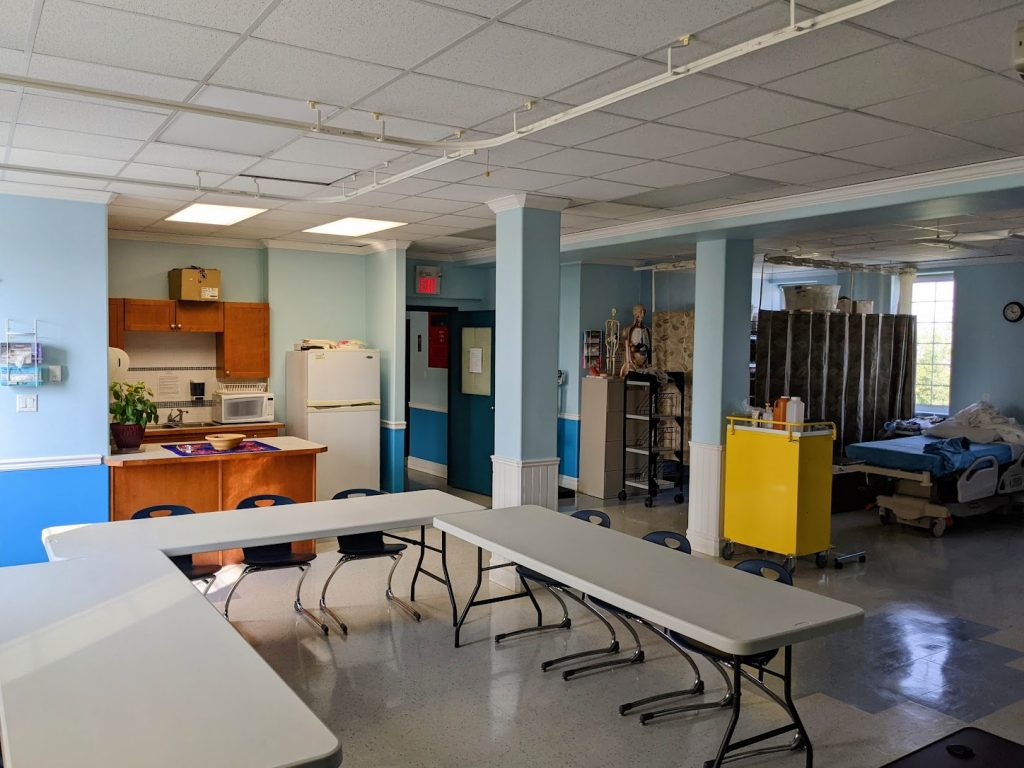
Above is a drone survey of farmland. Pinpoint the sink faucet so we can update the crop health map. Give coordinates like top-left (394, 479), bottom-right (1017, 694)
top-left (167, 408), bottom-right (188, 425)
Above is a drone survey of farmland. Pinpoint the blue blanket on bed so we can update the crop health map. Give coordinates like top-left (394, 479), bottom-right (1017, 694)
top-left (845, 435), bottom-right (1014, 477)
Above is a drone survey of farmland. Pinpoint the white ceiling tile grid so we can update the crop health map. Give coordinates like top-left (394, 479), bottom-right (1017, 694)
top-left (120, 162), bottom-right (231, 187)
top-left (28, 54), bottom-right (199, 100)
top-left (158, 113), bottom-right (301, 157)
top-left (667, 140), bottom-right (809, 173)
top-left (517, 147), bottom-right (644, 176)
top-left (597, 160), bottom-right (723, 187)
top-left (539, 177), bottom-right (655, 201)
top-left (579, 122), bottom-right (731, 159)
top-left (746, 155), bottom-right (882, 184)
top-left (911, 5), bottom-right (1024, 75)
top-left (73, 0), bottom-right (274, 33)
top-left (270, 136), bottom-right (405, 170)
top-left (945, 111), bottom-right (1024, 153)
top-left (660, 89), bottom-right (841, 137)
top-left (358, 73), bottom-right (530, 128)
top-left (831, 132), bottom-right (1011, 170)
top-left (133, 143), bottom-right (260, 174)
top-left (8, 146), bottom-right (126, 175)
top-left (863, 75), bottom-right (1024, 130)
top-left (752, 111), bottom-right (918, 154)
top-left (506, 110), bottom-right (642, 147)
top-left (16, 94), bottom-right (168, 139)
top-left (11, 125), bottom-right (143, 160)
top-left (0, 0), bottom-right (34, 50)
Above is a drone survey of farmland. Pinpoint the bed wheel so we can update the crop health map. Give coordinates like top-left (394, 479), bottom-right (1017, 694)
top-left (878, 508), bottom-right (893, 525)
top-left (617, 490), bottom-right (627, 502)
top-left (644, 496), bottom-right (654, 508)
top-left (815, 552), bottom-right (828, 569)
top-left (783, 556), bottom-right (796, 574)
top-left (721, 541), bottom-right (735, 560)
top-left (673, 493), bottom-right (685, 504)
top-left (930, 517), bottom-right (947, 538)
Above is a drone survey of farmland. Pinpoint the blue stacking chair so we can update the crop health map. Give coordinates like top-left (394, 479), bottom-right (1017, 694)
top-left (495, 509), bottom-right (622, 667)
top-left (224, 494), bottom-right (327, 634)
top-left (318, 489), bottom-right (420, 634)
top-left (131, 504), bottom-right (220, 595)
top-left (620, 558), bottom-right (793, 725)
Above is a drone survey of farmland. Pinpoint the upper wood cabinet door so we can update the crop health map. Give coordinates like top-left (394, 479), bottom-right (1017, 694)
top-left (108, 298), bottom-right (125, 349)
top-left (176, 301), bottom-right (224, 332)
top-left (217, 302), bottom-right (269, 379)
top-left (124, 299), bottom-right (176, 332)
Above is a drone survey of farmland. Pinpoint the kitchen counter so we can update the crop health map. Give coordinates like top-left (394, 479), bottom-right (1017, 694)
top-left (141, 421), bottom-right (284, 445)
top-left (106, 437), bottom-right (327, 564)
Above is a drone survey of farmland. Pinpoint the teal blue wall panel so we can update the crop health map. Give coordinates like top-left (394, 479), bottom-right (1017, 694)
top-left (409, 408), bottom-right (447, 465)
top-left (0, 464), bottom-right (108, 565)
top-left (380, 426), bottom-right (405, 492)
top-left (557, 417), bottom-right (579, 479)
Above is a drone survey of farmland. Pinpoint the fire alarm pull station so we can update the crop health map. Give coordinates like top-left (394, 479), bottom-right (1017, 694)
top-left (428, 312), bottom-right (449, 369)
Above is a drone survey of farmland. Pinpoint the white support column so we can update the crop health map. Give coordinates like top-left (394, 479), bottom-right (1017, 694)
top-left (687, 239), bottom-right (753, 556)
top-left (897, 268), bottom-right (916, 314)
top-left (486, 193), bottom-right (569, 588)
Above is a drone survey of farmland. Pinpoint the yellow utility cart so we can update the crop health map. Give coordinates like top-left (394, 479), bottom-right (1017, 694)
top-left (722, 417), bottom-right (843, 571)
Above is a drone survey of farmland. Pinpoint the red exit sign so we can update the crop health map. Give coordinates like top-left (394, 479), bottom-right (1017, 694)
top-left (417, 275), bottom-right (440, 295)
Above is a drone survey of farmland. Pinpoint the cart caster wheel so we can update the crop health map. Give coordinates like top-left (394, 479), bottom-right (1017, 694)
top-left (815, 552), bottom-right (828, 569)
top-left (859, 554), bottom-right (867, 563)
top-left (930, 517), bottom-right (946, 538)
top-left (673, 493), bottom-right (685, 504)
top-left (834, 561), bottom-right (844, 570)
top-left (617, 490), bottom-right (627, 502)
top-left (878, 508), bottom-right (893, 525)
top-left (644, 496), bottom-right (654, 508)
top-left (783, 556), bottom-right (796, 574)
top-left (721, 541), bottom-right (735, 560)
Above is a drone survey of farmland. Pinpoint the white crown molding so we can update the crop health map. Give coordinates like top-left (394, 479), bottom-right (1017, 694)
top-left (557, 412), bottom-right (580, 421)
top-left (0, 183), bottom-right (114, 205)
top-left (0, 455), bottom-right (103, 472)
top-left (487, 193), bottom-right (571, 214)
top-left (262, 239), bottom-right (372, 254)
top-left (110, 230), bottom-right (265, 249)
top-left (490, 455), bottom-right (561, 468)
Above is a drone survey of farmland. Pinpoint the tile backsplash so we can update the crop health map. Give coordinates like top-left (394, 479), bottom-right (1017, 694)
top-left (122, 332), bottom-right (265, 424)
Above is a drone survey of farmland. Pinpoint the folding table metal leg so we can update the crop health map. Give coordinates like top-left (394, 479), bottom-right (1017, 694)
top-left (453, 546), bottom-right (536, 648)
top-left (395, 526), bottom-right (458, 626)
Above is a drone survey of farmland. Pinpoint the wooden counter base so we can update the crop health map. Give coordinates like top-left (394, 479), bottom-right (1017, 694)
top-left (108, 439), bottom-right (326, 565)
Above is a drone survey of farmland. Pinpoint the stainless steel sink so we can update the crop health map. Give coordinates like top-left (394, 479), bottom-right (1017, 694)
top-left (157, 421), bottom-right (219, 429)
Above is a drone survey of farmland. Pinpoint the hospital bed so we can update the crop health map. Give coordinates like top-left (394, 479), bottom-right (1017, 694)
top-left (844, 435), bottom-right (1024, 537)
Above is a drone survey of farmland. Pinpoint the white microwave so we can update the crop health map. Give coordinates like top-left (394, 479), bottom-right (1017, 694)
top-left (213, 392), bottom-right (275, 424)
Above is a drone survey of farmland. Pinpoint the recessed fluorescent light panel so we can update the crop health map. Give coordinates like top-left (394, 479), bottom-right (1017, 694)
top-left (166, 203), bottom-right (267, 226)
top-left (303, 217), bottom-right (406, 237)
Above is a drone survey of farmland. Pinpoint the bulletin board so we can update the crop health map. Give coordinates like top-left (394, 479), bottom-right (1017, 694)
top-left (461, 327), bottom-right (492, 396)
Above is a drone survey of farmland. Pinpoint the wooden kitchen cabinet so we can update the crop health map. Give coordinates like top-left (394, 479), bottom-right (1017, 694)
top-left (108, 298), bottom-right (125, 349)
top-left (124, 299), bottom-right (176, 332)
top-left (176, 301), bottom-right (223, 332)
top-left (217, 302), bottom-right (270, 379)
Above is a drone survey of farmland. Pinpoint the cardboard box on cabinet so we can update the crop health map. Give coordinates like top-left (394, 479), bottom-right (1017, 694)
top-left (169, 267), bottom-right (221, 301)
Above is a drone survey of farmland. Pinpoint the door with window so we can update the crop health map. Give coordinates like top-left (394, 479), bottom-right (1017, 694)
top-left (447, 310), bottom-right (495, 496)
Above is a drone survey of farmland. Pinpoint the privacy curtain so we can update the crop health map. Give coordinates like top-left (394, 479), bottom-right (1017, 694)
top-left (753, 310), bottom-right (916, 456)
top-left (652, 310), bottom-right (693, 463)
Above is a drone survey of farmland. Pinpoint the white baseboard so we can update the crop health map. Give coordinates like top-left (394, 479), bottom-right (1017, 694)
top-left (558, 474), bottom-right (578, 491)
top-left (406, 456), bottom-right (447, 479)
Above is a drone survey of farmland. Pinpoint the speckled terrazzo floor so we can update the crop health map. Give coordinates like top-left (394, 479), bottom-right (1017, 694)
top-left (198, 471), bottom-right (1024, 768)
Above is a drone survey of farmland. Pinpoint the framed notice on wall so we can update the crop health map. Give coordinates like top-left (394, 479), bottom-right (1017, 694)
top-left (461, 327), bottom-right (491, 396)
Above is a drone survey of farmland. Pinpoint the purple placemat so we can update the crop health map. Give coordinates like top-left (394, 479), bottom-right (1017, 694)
top-left (162, 440), bottom-right (281, 456)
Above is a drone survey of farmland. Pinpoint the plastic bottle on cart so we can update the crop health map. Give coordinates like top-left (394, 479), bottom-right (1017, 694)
top-left (772, 397), bottom-right (789, 430)
top-left (786, 396), bottom-right (805, 432)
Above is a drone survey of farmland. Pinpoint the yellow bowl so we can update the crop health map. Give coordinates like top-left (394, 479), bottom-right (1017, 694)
top-left (205, 433), bottom-right (245, 451)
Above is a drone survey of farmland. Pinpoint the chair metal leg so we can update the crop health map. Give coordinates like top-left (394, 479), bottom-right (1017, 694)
top-left (561, 607), bottom-right (642, 679)
top-left (385, 553), bottom-right (422, 622)
top-left (636, 659), bottom-right (734, 723)
top-left (619, 620), bottom-right (715, 717)
top-left (494, 580), bottom-right (572, 643)
top-left (223, 566), bottom-right (255, 620)
top-left (294, 565), bottom-right (330, 635)
top-left (319, 555), bottom-right (353, 634)
top-left (540, 589), bottom-right (621, 671)
top-left (200, 576), bottom-right (215, 597)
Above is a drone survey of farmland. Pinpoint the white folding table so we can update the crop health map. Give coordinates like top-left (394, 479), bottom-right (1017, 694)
top-left (435, 505), bottom-right (864, 768)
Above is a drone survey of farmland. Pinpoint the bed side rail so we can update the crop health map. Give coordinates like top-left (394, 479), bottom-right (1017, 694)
top-left (958, 455), bottom-right (999, 502)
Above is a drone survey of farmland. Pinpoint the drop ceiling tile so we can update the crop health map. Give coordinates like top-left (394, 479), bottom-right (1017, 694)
top-left (753, 112), bottom-right (916, 153)
top-left (419, 23), bottom-right (631, 96)
top-left (415, 160), bottom-right (489, 183)
top-left (470, 167), bottom-right (580, 190)
top-left (212, 38), bottom-right (399, 108)
top-left (304, 188), bottom-right (406, 207)
top-left (747, 155), bottom-right (880, 184)
top-left (580, 123), bottom-right (730, 159)
top-left (807, 167), bottom-right (901, 188)
top-left (615, 175), bottom-right (780, 207)
top-left (35, 0), bottom-right (236, 80)
top-left (2, 170), bottom-right (112, 190)
top-left (550, 60), bottom-right (664, 106)
top-left (393, 223), bottom-right (465, 237)
top-left (158, 113), bottom-right (301, 156)
top-left (337, 205), bottom-right (436, 223)
top-left (18, 94), bottom-right (167, 139)
top-left (355, 177), bottom-right (448, 197)
top-left (503, 0), bottom-right (763, 55)
top-left (540, 177), bottom-right (653, 201)
top-left (106, 181), bottom-right (200, 200)
top-left (145, 220), bottom-right (224, 236)
top-left (945, 111), bottom-right (1024, 152)
top-left (698, 2), bottom-right (811, 47)
top-left (821, 0), bottom-right (1021, 40)
top-left (864, 75), bottom-right (1024, 129)
top-left (729, 183), bottom-right (815, 201)
top-left (217, 223), bottom-right (300, 238)
top-left (524, 111), bottom-right (642, 147)
top-left (517, 148), bottom-right (642, 176)
top-left (223, 177), bottom-right (330, 197)
top-left (108, 204), bottom-right (168, 221)
top-left (423, 214), bottom-right (493, 229)
top-left (108, 213), bottom-right (161, 230)
top-left (193, 86), bottom-right (318, 122)
top-left (768, 43), bottom-right (982, 109)
top-left (9, 147), bottom-right (125, 175)
top-left (897, 148), bottom-right (1014, 175)
top-left (420, 183), bottom-right (519, 203)
top-left (565, 202), bottom-right (659, 219)
top-left (75, 0), bottom-right (270, 32)
top-left (831, 132), bottom-right (1006, 169)
top-left (28, 54), bottom-right (198, 100)
top-left (427, 0), bottom-right (519, 16)
top-left (380, 196), bottom-right (476, 214)
top-left (0, 0), bottom-right (31, 49)
top-left (0, 121), bottom-right (9, 144)
top-left (271, 136), bottom-right (405, 170)
top-left (255, 0), bottom-right (483, 70)
top-left (0, 90), bottom-right (19, 122)
top-left (667, 140), bottom-right (809, 172)
top-left (360, 73), bottom-right (528, 127)
top-left (12, 124), bottom-right (143, 160)
top-left (711, 24), bottom-right (889, 86)
top-left (913, 6), bottom-right (1024, 74)
top-left (121, 162), bottom-right (232, 187)
top-left (135, 143), bottom-right (259, 174)
top-left (108, 194), bottom-right (184, 211)
top-left (661, 89), bottom-right (839, 137)
top-left (327, 110), bottom-right (458, 143)
top-left (460, 138), bottom-right (562, 167)
top-left (0, 46), bottom-right (22, 73)
top-left (600, 74), bottom-right (748, 121)
top-left (597, 161), bottom-right (723, 187)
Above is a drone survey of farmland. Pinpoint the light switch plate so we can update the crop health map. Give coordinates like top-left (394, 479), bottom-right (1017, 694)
top-left (16, 394), bottom-right (37, 412)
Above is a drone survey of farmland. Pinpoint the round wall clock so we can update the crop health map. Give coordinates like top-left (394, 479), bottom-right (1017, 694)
top-left (1003, 301), bottom-right (1024, 323)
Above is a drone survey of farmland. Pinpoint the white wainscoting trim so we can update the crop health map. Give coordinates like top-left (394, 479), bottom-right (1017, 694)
top-left (406, 456), bottom-right (447, 479)
top-left (557, 412), bottom-right (580, 421)
top-left (558, 474), bottom-right (578, 491)
top-left (408, 402), bottom-right (448, 414)
top-left (687, 441), bottom-right (725, 557)
top-left (381, 420), bottom-right (407, 430)
top-left (0, 455), bottom-right (104, 472)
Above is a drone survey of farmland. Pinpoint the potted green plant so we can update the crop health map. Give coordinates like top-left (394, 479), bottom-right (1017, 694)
top-left (109, 381), bottom-right (159, 452)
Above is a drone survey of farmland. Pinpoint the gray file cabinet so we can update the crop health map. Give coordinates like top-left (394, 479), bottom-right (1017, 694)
top-left (578, 377), bottom-right (624, 499)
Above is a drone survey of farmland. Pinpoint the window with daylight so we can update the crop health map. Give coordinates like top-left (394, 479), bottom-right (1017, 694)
top-left (912, 275), bottom-right (954, 414)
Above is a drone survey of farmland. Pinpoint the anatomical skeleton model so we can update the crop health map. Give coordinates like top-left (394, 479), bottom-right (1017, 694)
top-left (604, 309), bottom-right (620, 376)
top-left (620, 304), bottom-right (652, 376)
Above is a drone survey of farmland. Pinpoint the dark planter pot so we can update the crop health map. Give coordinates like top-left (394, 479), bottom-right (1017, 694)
top-left (110, 423), bottom-right (146, 452)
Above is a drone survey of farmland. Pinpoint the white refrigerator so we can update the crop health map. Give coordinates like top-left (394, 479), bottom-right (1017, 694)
top-left (286, 349), bottom-right (381, 500)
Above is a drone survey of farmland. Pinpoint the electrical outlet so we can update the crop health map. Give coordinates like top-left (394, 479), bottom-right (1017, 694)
top-left (16, 394), bottom-right (38, 412)
top-left (48, 365), bottom-right (62, 383)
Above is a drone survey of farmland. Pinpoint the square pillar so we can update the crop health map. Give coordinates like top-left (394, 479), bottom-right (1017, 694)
top-left (687, 239), bottom-right (753, 556)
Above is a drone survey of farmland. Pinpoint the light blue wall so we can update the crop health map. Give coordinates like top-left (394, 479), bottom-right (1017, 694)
top-left (108, 239), bottom-right (267, 301)
top-left (266, 247), bottom-right (367, 421)
top-left (639, 269), bottom-right (697, 312)
top-left (758, 269), bottom-right (895, 313)
top-left (407, 259), bottom-right (495, 311)
top-left (407, 311), bottom-right (447, 409)
top-left (0, 193), bottom-right (111, 565)
top-left (557, 264), bottom-right (582, 416)
top-left (950, 262), bottom-right (1024, 420)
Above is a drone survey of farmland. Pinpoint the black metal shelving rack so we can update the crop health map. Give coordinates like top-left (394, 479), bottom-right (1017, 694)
top-left (618, 371), bottom-right (686, 507)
